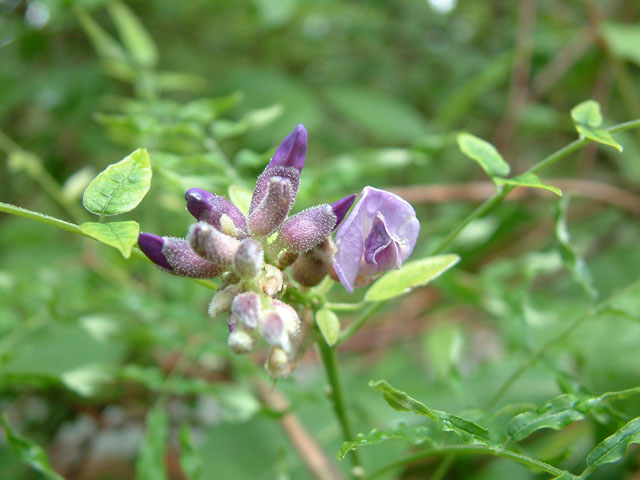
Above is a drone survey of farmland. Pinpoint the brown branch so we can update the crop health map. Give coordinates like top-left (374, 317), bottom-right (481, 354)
top-left (387, 179), bottom-right (640, 215)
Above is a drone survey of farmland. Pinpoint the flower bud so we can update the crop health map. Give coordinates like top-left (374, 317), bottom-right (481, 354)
top-left (138, 233), bottom-right (222, 278)
top-left (266, 347), bottom-right (294, 378)
top-left (258, 264), bottom-right (284, 297)
top-left (233, 238), bottom-right (264, 279)
top-left (187, 222), bottom-right (240, 267)
top-left (185, 188), bottom-right (248, 238)
top-left (208, 282), bottom-right (243, 318)
top-left (228, 328), bottom-right (255, 354)
top-left (291, 238), bottom-right (335, 286)
top-left (248, 177), bottom-right (294, 236)
top-left (266, 124), bottom-right (307, 172)
top-left (260, 311), bottom-right (291, 352)
top-left (230, 292), bottom-right (261, 329)
top-left (275, 250), bottom-right (299, 269)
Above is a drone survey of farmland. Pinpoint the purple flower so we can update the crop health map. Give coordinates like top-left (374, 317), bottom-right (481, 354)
top-left (332, 187), bottom-right (420, 293)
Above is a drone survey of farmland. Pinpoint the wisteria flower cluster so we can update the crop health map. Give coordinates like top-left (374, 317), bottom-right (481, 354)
top-left (138, 124), bottom-right (419, 377)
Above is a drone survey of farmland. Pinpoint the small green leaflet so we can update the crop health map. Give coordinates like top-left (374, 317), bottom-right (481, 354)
top-left (457, 133), bottom-right (510, 178)
top-left (179, 424), bottom-right (202, 480)
top-left (83, 148), bottom-right (152, 216)
top-left (365, 254), bottom-right (460, 302)
top-left (369, 380), bottom-right (491, 444)
top-left (494, 172), bottom-right (562, 197)
top-left (228, 184), bottom-right (252, 216)
top-left (555, 196), bottom-right (597, 299)
top-left (0, 415), bottom-right (65, 480)
top-left (338, 423), bottom-right (433, 460)
top-left (106, 1), bottom-right (158, 68)
top-left (135, 404), bottom-right (168, 480)
top-left (316, 308), bottom-right (340, 346)
top-left (587, 416), bottom-right (640, 467)
top-left (570, 100), bottom-right (623, 152)
top-left (80, 221), bottom-right (140, 258)
top-left (506, 394), bottom-right (596, 441)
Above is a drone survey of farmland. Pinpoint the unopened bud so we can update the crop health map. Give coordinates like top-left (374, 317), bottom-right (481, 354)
top-left (258, 264), bottom-right (284, 297)
top-left (185, 188), bottom-right (248, 238)
top-left (234, 238), bottom-right (264, 279)
top-left (275, 250), bottom-right (298, 269)
top-left (248, 177), bottom-right (294, 236)
top-left (291, 238), bottom-right (335, 286)
top-left (188, 222), bottom-right (240, 267)
top-left (272, 300), bottom-right (300, 336)
top-left (228, 328), bottom-right (255, 354)
top-left (231, 292), bottom-right (261, 329)
top-left (260, 311), bottom-right (291, 352)
top-left (208, 282), bottom-right (243, 318)
top-left (266, 347), bottom-right (294, 378)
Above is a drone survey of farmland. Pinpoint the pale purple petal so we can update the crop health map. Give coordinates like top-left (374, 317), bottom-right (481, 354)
top-left (266, 124), bottom-right (307, 172)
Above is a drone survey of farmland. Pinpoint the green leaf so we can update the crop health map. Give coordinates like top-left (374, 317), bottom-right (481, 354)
top-left (82, 148), bottom-right (152, 216)
top-left (506, 394), bottom-right (596, 442)
top-left (316, 308), bottom-right (340, 346)
top-left (338, 423), bottom-right (433, 460)
top-left (179, 424), bottom-right (202, 480)
top-left (587, 416), bottom-right (640, 467)
top-left (227, 185), bottom-right (252, 216)
top-left (74, 6), bottom-right (127, 63)
top-left (571, 100), bottom-right (623, 152)
top-left (601, 22), bottom-right (640, 67)
top-left (494, 172), bottom-right (562, 197)
top-left (107, 1), bottom-right (158, 68)
top-left (0, 415), bottom-right (65, 480)
top-left (136, 404), bottom-right (168, 480)
top-left (79, 221), bottom-right (140, 258)
top-left (457, 133), bottom-right (510, 178)
top-left (555, 197), bottom-right (597, 299)
top-left (365, 254), bottom-right (460, 302)
top-left (369, 380), bottom-right (491, 443)
top-left (60, 363), bottom-right (115, 397)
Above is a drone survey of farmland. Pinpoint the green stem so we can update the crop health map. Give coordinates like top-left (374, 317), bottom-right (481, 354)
top-left (368, 444), bottom-right (565, 479)
top-left (597, 385), bottom-right (640, 402)
top-left (325, 301), bottom-right (367, 312)
top-left (485, 277), bottom-right (640, 411)
top-left (0, 201), bottom-right (85, 236)
top-left (431, 118), bottom-right (640, 255)
top-left (337, 302), bottom-right (382, 345)
top-left (316, 335), bottom-right (363, 473)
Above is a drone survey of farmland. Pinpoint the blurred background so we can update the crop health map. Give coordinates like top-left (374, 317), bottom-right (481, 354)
top-left (2, 0), bottom-right (640, 478)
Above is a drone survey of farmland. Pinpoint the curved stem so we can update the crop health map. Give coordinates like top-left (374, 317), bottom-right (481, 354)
top-left (337, 302), bottom-right (382, 345)
top-left (316, 334), bottom-right (363, 473)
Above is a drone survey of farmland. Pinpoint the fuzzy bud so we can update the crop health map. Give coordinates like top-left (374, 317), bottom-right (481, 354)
top-left (248, 177), bottom-right (294, 237)
top-left (266, 347), bottom-right (294, 378)
top-left (185, 188), bottom-right (248, 238)
top-left (258, 264), bottom-right (284, 297)
top-left (230, 292), bottom-right (261, 329)
top-left (275, 250), bottom-right (299, 269)
top-left (233, 238), bottom-right (264, 279)
top-left (291, 238), bottom-right (335, 286)
top-left (188, 221), bottom-right (240, 267)
top-left (272, 300), bottom-right (301, 337)
top-left (208, 282), bottom-right (243, 318)
top-left (228, 328), bottom-right (255, 354)
top-left (260, 311), bottom-right (291, 352)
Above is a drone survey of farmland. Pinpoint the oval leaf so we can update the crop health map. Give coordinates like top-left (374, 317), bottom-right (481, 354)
top-left (80, 221), bottom-right (140, 258)
top-left (316, 308), bottom-right (340, 346)
top-left (365, 254), bottom-right (460, 302)
top-left (571, 100), bottom-right (623, 152)
top-left (457, 133), bottom-right (510, 178)
top-left (587, 416), bottom-right (640, 467)
top-left (494, 172), bottom-right (562, 197)
top-left (83, 148), bottom-right (152, 216)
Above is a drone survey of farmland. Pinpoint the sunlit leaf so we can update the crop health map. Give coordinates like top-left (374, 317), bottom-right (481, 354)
top-left (136, 404), bottom-right (168, 480)
top-left (369, 380), bottom-right (491, 443)
top-left (365, 255), bottom-right (460, 302)
top-left (506, 394), bottom-right (596, 441)
top-left (316, 308), bottom-right (340, 346)
top-left (494, 172), bottom-right (562, 197)
top-left (457, 133), bottom-right (510, 178)
top-left (107, 1), bottom-right (158, 68)
top-left (0, 415), bottom-right (65, 480)
top-left (338, 423), bottom-right (433, 460)
top-left (79, 221), bottom-right (140, 258)
top-left (587, 416), bottom-right (640, 467)
top-left (61, 363), bottom-right (114, 397)
top-left (571, 100), bottom-right (623, 152)
top-left (83, 148), bottom-right (152, 216)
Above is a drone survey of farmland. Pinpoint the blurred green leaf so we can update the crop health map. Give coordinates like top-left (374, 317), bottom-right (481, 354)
top-left (179, 424), bottom-right (202, 480)
top-left (107, 1), bottom-right (158, 68)
top-left (506, 394), bottom-right (596, 442)
top-left (338, 423), bottom-right (433, 460)
top-left (212, 104), bottom-right (283, 139)
top-left (60, 363), bottom-right (115, 397)
top-left (82, 148), bottom-right (152, 216)
top-left (587, 416), bottom-right (640, 468)
top-left (457, 133), bottom-right (510, 178)
top-left (0, 415), bottom-right (65, 480)
top-left (555, 196), bottom-right (597, 299)
top-left (365, 254), bottom-right (460, 302)
top-left (316, 308), bottom-right (340, 346)
top-left (79, 220), bottom-right (140, 258)
top-left (75, 5), bottom-right (127, 63)
top-left (369, 380), bottom-right (491, 443)
top-left (494, 172), bottom-right (562, 196)
top-left (601, 22), bottom-right (640, 66)
top-left (228, 185), bottom-right (252, 216)
top-left (136, 404), bottom-right (168, 480)
top-left (571, 100), bottom-right (623, 152)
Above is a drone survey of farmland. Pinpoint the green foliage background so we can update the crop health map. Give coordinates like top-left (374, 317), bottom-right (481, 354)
top-left (2, 0), bottom-right (640, 479)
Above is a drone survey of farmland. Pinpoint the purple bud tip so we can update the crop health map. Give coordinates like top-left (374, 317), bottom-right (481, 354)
top-left (267, 124), bottom-right (308, 172)
top-left (330, 194), bottom-right (356, 228)
top-left (138, 233), bottom-right (172, 270)
top-left (184, 188), bottom-right (213, 219)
